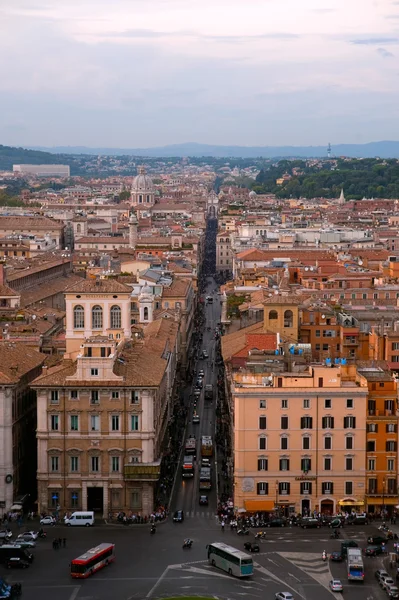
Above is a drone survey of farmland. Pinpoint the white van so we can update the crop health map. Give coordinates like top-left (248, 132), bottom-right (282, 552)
top-left (64, 511), bottom-right (94, 527)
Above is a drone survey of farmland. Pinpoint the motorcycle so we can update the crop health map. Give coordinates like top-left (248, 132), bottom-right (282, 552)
top-left (38, 529), bottom-right (47, 539)
top-left (237, 528), bottom-right (250, 536)
top-left (330, 531), bottom-right (340, 539)
top-left (255, 531), bottom-right (266, 540)
top-left (150, 525), bottom-right (156, 535)
top-left (322, 551), bottom-right (327, 562)
top-left (183, 539), bottom-right (193, 549)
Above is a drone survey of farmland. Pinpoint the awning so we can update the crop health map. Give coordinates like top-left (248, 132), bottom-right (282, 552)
top-left (338, 499), bottom-right (364, 506)
top-left (366, 497), bottom-right (398, 505)
top-left (244, 500), bottom-right (275, 512)
top-left (10, 504), bottom-right (23, 511)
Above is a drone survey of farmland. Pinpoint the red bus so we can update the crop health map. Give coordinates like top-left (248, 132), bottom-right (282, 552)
top-left (70, 543), bottom-right (115, 578)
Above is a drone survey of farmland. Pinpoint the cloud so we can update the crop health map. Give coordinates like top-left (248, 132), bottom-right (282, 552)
top-left (96, 29), bottom-right (299, 42)
top-left (351, 37), bottom-right (399, 45)
top-left (377, 47), bottom-right (395, 57)
top-left (311, 8), bottom-right (336, 13)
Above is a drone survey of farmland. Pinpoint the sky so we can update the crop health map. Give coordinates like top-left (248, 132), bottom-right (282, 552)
top-left (1, 0), bottom-right (399, 148)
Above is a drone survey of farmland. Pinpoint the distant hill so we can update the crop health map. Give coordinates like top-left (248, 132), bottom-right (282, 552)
top-left (0, 145), bottom-right (87, 174)
top-left (28, 140), bottom-right (399, 159)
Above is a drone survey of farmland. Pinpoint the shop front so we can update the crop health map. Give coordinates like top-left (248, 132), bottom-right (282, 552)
top-left (338, 498), bottom-right (365, 513)
top-left (366, 496), bottom-right (398, 516)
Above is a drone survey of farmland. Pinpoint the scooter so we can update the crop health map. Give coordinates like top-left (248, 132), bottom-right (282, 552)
top-left (255, 531), bottom-right (266, 540)
top-left (330, 531), bottom-right (340, 539)
top-left (237, 528), bottom-right (250, 536)
top-left (38, 529), bottom-right (47, 539)
top-left (183, 539), bottom-right (193, 549)
top-left (150, 525), bottom-right (156, 535)
top-left (322, 551), bottom-right (327, 562)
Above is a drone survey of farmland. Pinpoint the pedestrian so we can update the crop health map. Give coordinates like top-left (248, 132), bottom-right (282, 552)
top-left (63, 538), bottom-right (66, 548)
top-left (221, 520), bottom-right (225, 532)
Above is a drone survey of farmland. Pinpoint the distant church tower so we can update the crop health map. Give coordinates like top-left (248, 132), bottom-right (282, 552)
top-left (130, 166), bottom-right (155, 208)
top-left (129, 211), bottom-right (138, 250)
top-left (338, 188), bottom-right (345, 204)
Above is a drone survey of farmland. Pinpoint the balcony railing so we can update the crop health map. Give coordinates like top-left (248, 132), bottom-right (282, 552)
top-left (124, 464), bottom-right (161, 481)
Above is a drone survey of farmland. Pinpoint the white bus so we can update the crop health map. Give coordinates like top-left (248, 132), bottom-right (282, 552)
top-left (65, 511), bottom-right (95, 527)
top-left (206, 542), bottom-right (253, 577)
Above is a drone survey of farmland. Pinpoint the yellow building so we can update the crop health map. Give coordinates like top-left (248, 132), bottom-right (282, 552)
top-left (232, 365), bottom-right (368, 516)
top-left (263, 295), bottom-right (301, 343)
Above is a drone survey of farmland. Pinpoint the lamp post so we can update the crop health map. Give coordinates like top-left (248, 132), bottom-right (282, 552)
top-left (275, 480), bottom-right (279, 512)
top-left (382, 478), bottom-right (386, 517)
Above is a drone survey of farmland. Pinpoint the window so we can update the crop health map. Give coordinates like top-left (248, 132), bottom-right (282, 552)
top-left (322, 416), bottom-right (334, 429)
top-left (392, 342), bottom-right (399, 351)
top-left (315, 344), bottom-right (320, 351)
top-left (143, 306), bottom-right (149, 320)
top-left (281, 416), bottom-right (289, 429)
top-left (302, 436), bottom-right (310, 450)
top-left (322, 481), bottom-right (333, 494)
top-left (281, 436), bottom-right (288, 450)
top-left (301, 458), bottom-right (311, 472)
top-left (315, 329), bottom-right (321, 338)
top-left (131, 415), bottom-right (139, 431)
top-left (368, 458), bottom-right (376, 471)
top-left (367, 423), bottom-right (378, 433)
top-left (50, 390), bottom-right (59, 405)
top-left (388, 478), bottom-right (397, 494)
top-left (368, 478), bottom-right (377, 493)
top-left (259, 416), bottom-right (267, 430)
top-left (111, 391), bottom-right (119, 400)
top-left (343, 416), bottom-right (356, 429)
top-left (131, 391), bottom-right (140, 405)
top-left (324, 457), bottom-right (332, 470)
top-left (346, 398), bottom-right (354, 409)
top-left (301, 416), bottom-right (313, 429)
top-left (345, 481), bottom-right (353, 495)
top-left (91, 368), bottom-right (99, 376)
top-left (257, 482), bottom-right (269, 495)
top-left (131, 489), bottom-right (141, 509)
top-left (386, 440), bottom-right (397, 452)
top-left (346, 436), bottom-right (354, 450)
top-left (257, 458), bottom-right (268, 471)
top-left (281, 399), bottom-right (288, 409)
top-left (111, 415), bottom-right (120, 431)
top-left (322, 344), bottom-right (329, 351)
top-left (259, 436), bottom-right (267, 450)
top-left (324, 436), bottom-right (332, 450)
top-left (269, 310), bottom-right (278, 321)
top-left (50, 456), bottom-right (59, 472)
top-left (259, 399), bottom-right (266, 409)
top-left (303, 399), bottom-right (310, 409)
top-left (70, 390), bottom-right (78, 400)
top-left (90, 390), bottom-right (99, 404)
top-left (324, 398), bottom-right (332, 409)
top-left (70, 415), bottom-right (79, 431)
top-left (111, 456), bottom-right (120, 472)
top-left (50, 492), bottom-right (59, 509)
top-left (284, 309), bottom-right (293, 328)
top-left (51, 414), bottom-right (59, 431)
top-left (92, 305), bottom-right (103, 329)
top-left (90, 415), bottom-right (100, 431)
top-left (73, 305), bottom-right (85, 329)
top-left (70, 456), bottom-right (79, 472)
top-left (387, 423), bottom-right (397, 433)
top-left (110, 305), bottom-right (122, 329)
top-left (90, 456), bottom-right (99, 472)
top-left (345, 457), bottom-right (353, 471)
top-left (279, 482), bottom-right (290, 495)
top-left (385, 400), bottom-right (395, 412)
top-left (71, 491), bottom-right (79, 508)
top-left (300, 482), bottom-right (312, 495)
top-left (367, 440), bottom-right (375, 452)
top-left (388, 458), bottom-right (395, 471)
top-left (279, 458), bottom-right (290, 471)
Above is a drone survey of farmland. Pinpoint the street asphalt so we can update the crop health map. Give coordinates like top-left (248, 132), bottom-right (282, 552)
top-left (0, 279), bottom-right (389, 600)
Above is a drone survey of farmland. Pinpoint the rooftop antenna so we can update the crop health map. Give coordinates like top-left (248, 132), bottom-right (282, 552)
top-left (327, 142), bottom-right (332, 159)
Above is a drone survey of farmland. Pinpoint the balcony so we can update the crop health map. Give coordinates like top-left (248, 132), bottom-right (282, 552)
top-left (124, 463), bottom-right (161, 482)
top-left (343, 337), bottom-right (359, 346)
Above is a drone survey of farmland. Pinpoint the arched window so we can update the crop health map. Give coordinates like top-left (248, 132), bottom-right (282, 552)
top-left (73, 305), bottom-right (85, 329)
top-left (139, 195), bottom-right (143, 203)
top-left (76, 223), bottom-right (81, 233)
top-left (269, 310), bottom-right (278, 321)
top-left (284, 309), bottom-right (293, 327)
top-left (92, 305), bottom-right (103, 329)
top-left (110, 305), bottom-right (121, 329)
top-left (143, 307), bottom-right (149, 321)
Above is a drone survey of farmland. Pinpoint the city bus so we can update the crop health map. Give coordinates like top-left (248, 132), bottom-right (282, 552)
top-left (70, 543), bottom-right (115, 578)
top-left (201, 436), bottom-right (213, 457)
top-left (182, 455), bottom-right (195, 478)
top-left (347, 547), bottom-right (364, 582)
top-left (199, 466), bottom-right (212, 490)
top-left (206, 542), bottom-right (253, 577)
top-left (205, 384), bottom-right (213, 401)
top-left (185, 437), bottom-right (196, 456)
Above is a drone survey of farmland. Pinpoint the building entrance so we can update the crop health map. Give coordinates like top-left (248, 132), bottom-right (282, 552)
top-left (87, 486), bottom-right (103, 512)
top-left (301, 498), bottom-right (310, 516)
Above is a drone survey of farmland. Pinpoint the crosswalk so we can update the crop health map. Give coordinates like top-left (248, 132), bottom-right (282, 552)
top-left (186, 510), bottom-right (217, 519)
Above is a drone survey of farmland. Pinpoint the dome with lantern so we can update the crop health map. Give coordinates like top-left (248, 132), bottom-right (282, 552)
top-left (131, 166), bottom-right (154, 192)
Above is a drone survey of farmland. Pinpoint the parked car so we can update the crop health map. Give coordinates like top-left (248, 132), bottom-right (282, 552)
top-left (329, 579), bottom-right (343, 592)
top-left (367, 535), bottom-right (388, 545)
top-left (11, 539), bottom-right (35, 549)
top-left (349, 514), bottom-right (368, 525)
top-left (386, 583), bottom-right (399, 599)
top-left (0, 531), bottom-right (12, 541)
top-left (267, 519), bottom-right (286, 528)
top-left (199, 495), bottom-right (208, 506)
top-left (6, 557), bottom-right (29, 569)
top-left (300, 518), bottom-right (320, 529)
top-left (173, 510), bottom-right (184, 523)
top-left (380, 575), bottom-right (395, 590)
top-left (39, 516), bottom-right (56, 526)
top-left (17, 532), bottom-right (38, 542)
top-left (375, 569), bottom-right (389, 582)
top-left (365, 545), bottom-right (383, 557)
top-left (330, 551), bottom-right (343, 562)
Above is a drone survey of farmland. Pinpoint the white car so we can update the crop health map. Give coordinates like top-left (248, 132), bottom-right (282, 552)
top-left (275, 593), bottom-right (294, 600)
top-left (17, 531), bottom-right (38, 542)
top-left (0, 530), bottom-right (12, 540)
top-left (381, 576), bottom-right (395, 590)
top-left (39, 516), bottom-right (55, 525)
top-left (329, 579), bottom-right (343, 592)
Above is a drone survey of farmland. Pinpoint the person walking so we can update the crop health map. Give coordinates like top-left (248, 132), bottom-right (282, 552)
top-left (221, 520), bottom-right (225, 532)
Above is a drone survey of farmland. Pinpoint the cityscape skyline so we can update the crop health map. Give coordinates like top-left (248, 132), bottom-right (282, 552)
top-left (1, 0), bottom-right (399, 148)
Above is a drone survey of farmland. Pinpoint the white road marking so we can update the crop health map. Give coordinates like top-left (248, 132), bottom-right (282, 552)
top-left (146, 566), bottom-right (170, 598)
top-left (254, 564), bottom-right (306, 600)
top-left (288, 572), bottom-right (301, 582)
top-left (68, 588), bottom-right (80, 600)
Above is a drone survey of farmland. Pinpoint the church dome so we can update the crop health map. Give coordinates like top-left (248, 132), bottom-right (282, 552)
top-left (131, 166), bottom-right (154, 192)
top-left (249, 190), bottom-right (257, 197)
top-left (139, 284), bottom-right (153, 301)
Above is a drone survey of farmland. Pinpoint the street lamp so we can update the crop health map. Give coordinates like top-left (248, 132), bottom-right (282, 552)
top-left (382, 478), bottom-right (386, 517)
top-left (275, 480), bottom-right (279, 510)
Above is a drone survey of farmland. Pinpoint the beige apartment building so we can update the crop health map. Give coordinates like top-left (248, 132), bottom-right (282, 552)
top-left (233, 365), bottom-right (368, 516)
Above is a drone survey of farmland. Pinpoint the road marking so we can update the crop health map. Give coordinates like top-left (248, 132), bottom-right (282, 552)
top-left (146, 566), bottom-right (170, 598)
top-left (170, 565), bottom-right (231, 579)
top-left (254, 564), bottom-right (306, 600)
top-left (288, 572), bottom-right (302, 582)
top-left (266, 558), bottom-right (279, 566)
top-left (68, 588), bottom-right (80, 600)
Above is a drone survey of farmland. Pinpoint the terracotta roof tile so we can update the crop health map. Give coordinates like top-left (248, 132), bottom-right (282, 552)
top-left (0, 342), bottom-right (45, 384)
top-left (66, 278), bottom-right (131, 294)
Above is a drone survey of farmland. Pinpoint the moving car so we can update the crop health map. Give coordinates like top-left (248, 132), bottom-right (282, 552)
top-left (192, 414), bottom-right (200, 424)
top-left (367, 535), bottom-right (388, 545)
top-left (0, 531), bottom-right (12, 541)
top-left (349, 514), bottom-right (368, 525)
top-left (201, 350), bottom-right (209, 359)
top-left (17, 531), bottom-right (38, 542)
top-left (330, 551), bottom-right (343, 562)
top-left (173, 510), bottom-right (184, 523)
top-left (6, 557), bottom-right (29, 569)
top-left (365, 545), bottom-right (383, 557)
top-left (300, 518), bottom-right (320, 529)
top-left (201, 458), bottom-right (211, 467)
top-left (199, 495), bottom-right (208, 506)
top-left (11, 539), bottom-right (35, 549)
top-left (386, 583), bottom-right (399, 599)
top-left (198, 369), bottom-right (205, 377)
top-left (329, 579), bottom-right (343, 592)
top-left (275, 593), bottom-right (294, 600)
top-left (267, 518), bottom-right (286, 528)
top-left (39, 516), bottom-right (55, 525)
top-left (243, 542), bottom-right (260, 553)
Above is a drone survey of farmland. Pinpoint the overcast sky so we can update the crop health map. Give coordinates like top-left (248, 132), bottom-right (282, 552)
top-left (1, 0), bottom-right (399, 148)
